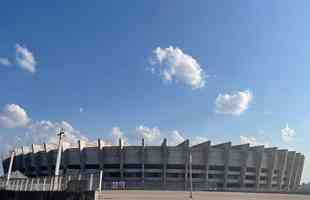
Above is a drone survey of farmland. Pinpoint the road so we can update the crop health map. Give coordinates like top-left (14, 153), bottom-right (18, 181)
top-left (98, 190), bottom-right (309, 200)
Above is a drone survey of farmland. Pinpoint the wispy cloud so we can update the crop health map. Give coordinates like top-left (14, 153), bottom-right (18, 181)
top-left (15, 44), bottom-right (37, 73)
top-left (150, 46), bottom-right (206, 89)
top-left (240, 135), bottom-right (270, 147)
top-left (215, 90), bottom-right (253, 115)
top-left (0, 57), bottom-right (11, 66)
top-left (281, 124), bottom-right (296, 143)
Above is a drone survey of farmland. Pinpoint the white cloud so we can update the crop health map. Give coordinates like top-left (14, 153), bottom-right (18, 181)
top-left (192, 136), bottom-right (208, 146)
top-left (240, 135), bottom-right (269, 147)
top-left (0, 57), bottom-right (11, 66)
top-left (150, 46), bottom-right (206, 89)
top-left (281, 124), bottom-right (296, 143)
top-left (136, 125), bottom-right (161, 143)
top-left (111, 126), bottom-right (128, 146)
top-left (215, 90), bottom-right (253, 115)
top-left (15, 44), bottom-right (36, 73)
top-left (28, 120), bottom-right (88, 149)
top-left (168, 130), bottom-right (185, 146)
top-left (0, 104), bottom-right (30, 128)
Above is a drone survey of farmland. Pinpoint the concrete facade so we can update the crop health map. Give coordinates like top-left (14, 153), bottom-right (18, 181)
top-left (2, 139), bottom-right (305, 192)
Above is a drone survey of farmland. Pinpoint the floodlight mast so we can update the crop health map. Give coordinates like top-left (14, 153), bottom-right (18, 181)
top-left (55, 128), bottom-right (65, 176)
top-left (6, 150), bottom-right (15, 187)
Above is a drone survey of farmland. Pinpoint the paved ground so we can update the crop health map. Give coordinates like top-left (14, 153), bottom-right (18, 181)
top-left (99, 191), bottom-right (309, 200)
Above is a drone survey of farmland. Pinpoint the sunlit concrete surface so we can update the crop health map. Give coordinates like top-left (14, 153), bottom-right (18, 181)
top-left (99, 191), bottom-right (309, 200)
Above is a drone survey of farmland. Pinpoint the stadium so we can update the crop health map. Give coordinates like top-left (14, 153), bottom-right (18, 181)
top-left (2, 138), bottom-right (305, 192)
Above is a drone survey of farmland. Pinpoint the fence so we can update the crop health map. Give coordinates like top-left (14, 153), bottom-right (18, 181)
top-left (0, 173), bottom-right (103, 192)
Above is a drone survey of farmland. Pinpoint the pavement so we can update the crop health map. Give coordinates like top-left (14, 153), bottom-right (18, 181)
top-left (98, 190), bottom-right (309, 200)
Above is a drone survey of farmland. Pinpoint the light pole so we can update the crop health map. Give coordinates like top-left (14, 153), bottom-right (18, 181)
top-left (6, 150), bottom-right (15, 188)
top-left (189, 151), bottom-right (193, 199)
top-left (55, 128), bottom-right (65, 176)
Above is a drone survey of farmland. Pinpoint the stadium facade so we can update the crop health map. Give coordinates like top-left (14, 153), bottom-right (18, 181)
top-left (2, 139), bottom-right (305, 192)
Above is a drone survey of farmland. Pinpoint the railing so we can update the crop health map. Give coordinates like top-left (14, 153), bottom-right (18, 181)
top-left (0, 173), bottom-right (102, 192)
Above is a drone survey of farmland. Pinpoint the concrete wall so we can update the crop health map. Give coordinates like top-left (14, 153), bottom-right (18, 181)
top-left (2, 139), bottom-right (305, 192)
top-left (0, 190), bottom-right (94, 200)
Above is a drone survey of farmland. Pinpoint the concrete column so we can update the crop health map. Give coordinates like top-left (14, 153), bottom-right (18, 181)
top-left (161, 138), bottom-right (167, 189)
top-left (31, 145), bottom-right (38, 177)
top-left (79, 140), bottom-right (86, 173)
top-left (289, 153), bottom-right (299, 191)
top-left (141, 138), bottom-right (145, 186)
top-left (255, 146), bottom-right (264, 191)
top-left (97, 139), bottom-right (104, 185)
top-left (295, 155), bottom-right (305, 188)
top-left (184, 140), bottom-right (190, 190)
top-left (89, 173), bottom-right (94, 191)
top-left (204, 142), bottom-right (211, 189)
top-left (286, 151), bottom-right (296, 191)
top-left (240, 144), bottom-right (250, 189)
top-left (277, 150), bottom-right (288, 191)
top-left (267, 148), bottom-right (277, 191)
top-left (43, 177), bottom-right (46, 191)
top-left (223, 142), bottom-right (231, 190)
top-left (119, 139), bottom-right (124, 180)
top-left (292, 154), bottom-right (302, 191)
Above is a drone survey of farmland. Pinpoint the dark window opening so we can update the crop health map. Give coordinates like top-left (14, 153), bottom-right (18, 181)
top-left (145, 172), bottom-right (161, 178)
top-left (144, 164), bottom-right (163, 169)
top-left (245, 184), bottom-right (255, 188)
top-left (246, 167), bottom-right (256, 173)
top-left (209, 165), bottom-right (225, 171)
top-left (192, 173), bottom-right (204, 178)
top-left (104, 172), bottom-right (121, 178)
top-left (124, 172), bottom-right (142, 178)
top-left (216, 183), bottom-right (223, 188)
top-left (261, 168), bottom-right (268, 173)
top-left (85, 164), bottom-right (99, 169)
top-left (208, 174), bottom-right (224, 179)
top-left (228, 166), bottom-right (241, 171)
top-left (40, 166), bottom-right (48, 171)
top-left (30, 167), bottom-right (36, 172)
top-left (245, 175), bottom-right (256, 180)
top-left (192, 165), bottom-right (205, 170)
top-left (167, 164), bottom-right (185, 169)
top-left (227, 183), bottom-right (240, 188)
top-left (104, 164), bottom-right (120, 169)
top-left (228, 175), bottom-right (240, 180)
top-left (260, 176), bottom-right (268, 181)
top-left (167, 173), bottom-right (184, 178)
top-left (68, 165), bottom-right (81, 169)
top-left (124, 164), bottom-right (142, 169)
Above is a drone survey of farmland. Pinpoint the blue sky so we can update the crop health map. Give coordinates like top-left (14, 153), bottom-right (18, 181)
top-left (0, 1), bottom-right (309, 182)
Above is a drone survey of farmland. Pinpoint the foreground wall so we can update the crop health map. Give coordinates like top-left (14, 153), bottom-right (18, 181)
top-left (2, 139), bottom-right (305, 192)
top-left (0, 190), bottom-right (94, 200)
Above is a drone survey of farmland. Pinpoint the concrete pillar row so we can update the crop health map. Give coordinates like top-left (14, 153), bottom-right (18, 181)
top-left (204, 142), bottom-right (211, 188)
top-left (184, 140), bottom-right (190, 190)
top-left (255, 147), bottom-right (264, 190)
top-left (286, 152), bottom-right (296, 191)
top-left (141, 138), bottom-right (145, 186)
top-left (222, 142), bottom-right (231, 189)
top-left (161, 138), bottom-right (167, 188)
top-left (277, 150), bottom-right (288, 191)
top-left (78, 140), bottom-right (86, 173)
top-left (292, 154), bottom-right (302, 190)
top-left (119, 139), bottom-right (124, 180)
top-left (97, 139), bottom-right (105, 181)
top-left (267, 148), bottom-right (277, 190)
top-left (240, 145), bottom-right (250, 189)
